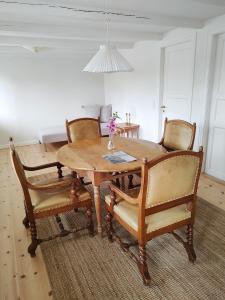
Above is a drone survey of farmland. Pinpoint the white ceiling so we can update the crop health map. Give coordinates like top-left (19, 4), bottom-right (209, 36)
top-left (0, 0), bottom-right (225, 56)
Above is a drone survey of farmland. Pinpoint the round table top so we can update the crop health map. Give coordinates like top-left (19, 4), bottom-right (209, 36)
top-left (57, 136), bottom-right (166, 173)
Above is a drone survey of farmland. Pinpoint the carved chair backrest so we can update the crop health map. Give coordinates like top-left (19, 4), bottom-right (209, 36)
top-left (162, 118), bottom-right (196, 151)
top-left (66, 117), bottom-right (101, 143)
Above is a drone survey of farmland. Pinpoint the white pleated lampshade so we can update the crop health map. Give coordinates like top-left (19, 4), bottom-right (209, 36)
top-left (83, 44), bottom-right (133, 73)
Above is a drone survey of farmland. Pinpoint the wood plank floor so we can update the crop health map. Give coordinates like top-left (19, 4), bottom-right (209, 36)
top-left (0, 143), bottom-right (225, 300)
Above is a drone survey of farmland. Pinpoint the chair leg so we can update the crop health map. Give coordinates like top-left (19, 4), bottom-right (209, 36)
top-left (105, 211), bottom-right (113, 242)
top-left (115, 178), bottom-right (120, 188)
top-left (128, 175), bottom-right (134, 189)
top-left (86, 208), bottom-right (94, 236)
top-left (22, 206), bottom-right (30, 228)
top-left (137, 244), bottom-right (151, 285)
top-left (186, 224), bottom-right (196, 263)
top-left (23, 215), bottom-right (30, 229)
top-left (28, 221), bottom-right (39, 257)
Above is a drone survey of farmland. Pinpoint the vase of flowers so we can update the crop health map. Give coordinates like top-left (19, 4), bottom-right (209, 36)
top-left (107, 112), bottom-right (120, 150)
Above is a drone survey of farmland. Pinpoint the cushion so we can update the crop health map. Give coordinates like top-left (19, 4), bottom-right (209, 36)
top-left (105, 195), bottom-right (191, 233)
top-left (82, 104), bottom-right (101, 118)
top-left (100, 122), bottom-right (109, 136)
top-left (38, 126), bottom-right (67, 144)
top-left (100, 104), bottom-right (112, 122)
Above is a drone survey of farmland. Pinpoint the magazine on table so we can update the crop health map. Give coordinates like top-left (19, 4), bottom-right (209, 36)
top-left (103, 151), bottom-right (137, 164)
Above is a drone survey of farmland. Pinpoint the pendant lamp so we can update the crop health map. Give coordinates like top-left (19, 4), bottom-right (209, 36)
top-left (83, 1), bottom-right (133, 73)
top-left (83, 44), bottom-right (133, 73)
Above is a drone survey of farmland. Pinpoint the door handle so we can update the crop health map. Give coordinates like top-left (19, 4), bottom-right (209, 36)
top-left (160, 105), bottom-right (166, 112)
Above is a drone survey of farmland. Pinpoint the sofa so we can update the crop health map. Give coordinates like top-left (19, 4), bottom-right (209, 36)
top-left (38, 104), bottom-right (112, 150)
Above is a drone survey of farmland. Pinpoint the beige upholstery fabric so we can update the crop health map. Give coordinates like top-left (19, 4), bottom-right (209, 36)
top-left (164, 122), bottom-right (193, 150)
top-left (69, 120), bottom-right (100, 142)
top-left (105, 195), bottom-right (191, 233)
top-left (28, 173), bottom-right (72, 187)
top-left (30, 186), bottom-right (91, 214)
top-left (146, 155), bottom-right (199, 208)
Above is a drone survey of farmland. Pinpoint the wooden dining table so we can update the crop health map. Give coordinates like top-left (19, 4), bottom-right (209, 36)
top-left (57, 136), bottom-right (166, 233)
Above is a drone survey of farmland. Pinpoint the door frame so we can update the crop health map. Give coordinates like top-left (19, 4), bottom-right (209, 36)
top-left (200, 28), bottom-right (225, 172)
top-left (157, 33), bottom-right (197, 141)
top-left (204, 33), bottom-right (225, 178)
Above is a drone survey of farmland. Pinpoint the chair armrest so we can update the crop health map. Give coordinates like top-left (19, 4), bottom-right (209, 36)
top-left (23, 161), bottom-right (63, 171)
top-left (109, 183), bottom-right (139, 205)
top-left (27, 177), bottom-right (73, 191)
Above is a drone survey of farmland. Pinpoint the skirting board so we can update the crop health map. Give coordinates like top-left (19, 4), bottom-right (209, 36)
top-left (0, 139), bottom-right (38, 150)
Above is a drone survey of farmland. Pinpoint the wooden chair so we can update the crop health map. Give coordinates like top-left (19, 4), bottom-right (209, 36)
top-left (66, 117), bottom-right (101, 185)
top-left (105, 148), bottom-right (203, 285)
top-left (66, 117), bottom-right (101, 143)
top-left (128, 118), bottom-right (196, 189)
top-left (9, 137), bottom-right (94, 257)
top-left (159, 118), bottom-right (196, 151)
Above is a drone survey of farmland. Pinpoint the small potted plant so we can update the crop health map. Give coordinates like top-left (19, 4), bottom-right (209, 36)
top-left (107, 112), bottom-right (120, 150)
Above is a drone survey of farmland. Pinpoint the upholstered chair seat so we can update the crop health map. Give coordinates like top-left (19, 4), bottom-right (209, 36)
top-left (30, 184), bottom-right (91, 215)
top-left (28, 173), bottom-right (72, 186)
top-left (105, 195), bottom-right (190, 233)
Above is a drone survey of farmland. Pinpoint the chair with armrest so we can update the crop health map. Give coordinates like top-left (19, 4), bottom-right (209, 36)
top-left (128, 118), bottom-right (196, 189)
top-left (66, 117), bottom-right (101, 143)
top-left (105, 147), bottom-right (203, 285)
top-left (9, 137), bottom-right (94, 257)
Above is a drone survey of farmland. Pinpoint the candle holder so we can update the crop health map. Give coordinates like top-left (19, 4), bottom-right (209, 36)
top-left (126, 113), bottom-right (131, 125)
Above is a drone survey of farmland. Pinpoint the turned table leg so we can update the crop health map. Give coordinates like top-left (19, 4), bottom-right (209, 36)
top-left (93, 185), bottom-right (102, 234)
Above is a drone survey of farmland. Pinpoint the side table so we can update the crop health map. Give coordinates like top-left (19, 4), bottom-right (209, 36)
top-left (116, 123), bottom-right (140, 138)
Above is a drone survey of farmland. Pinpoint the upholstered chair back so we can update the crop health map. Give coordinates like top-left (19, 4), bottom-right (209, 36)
top-left (9, 138), bottom-right (28, 192)
top-left (144, 151), bottom-right (202, 209)
top-left (162, 118), bottom-right (196, 151)
top-left (66, 117), bottom-right (101, 143)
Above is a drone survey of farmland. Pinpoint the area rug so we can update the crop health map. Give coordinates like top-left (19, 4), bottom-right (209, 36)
top-left (39, 183), bottom-right (225, 300)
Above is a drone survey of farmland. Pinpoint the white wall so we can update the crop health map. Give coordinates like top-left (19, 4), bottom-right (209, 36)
top-left (104, 14), bottom-right (225, 171)
top-left (104, 41), bottom-right (161, 142)
top-left (0, 56), bottom-right (104, 147)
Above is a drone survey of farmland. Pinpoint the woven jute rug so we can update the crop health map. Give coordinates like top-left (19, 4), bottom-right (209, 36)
top-left (39, 183), bottom-right (225, 300)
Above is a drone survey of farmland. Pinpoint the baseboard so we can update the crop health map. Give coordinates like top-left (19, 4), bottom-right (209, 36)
top-left (0, 139), bottom-right (39, 149)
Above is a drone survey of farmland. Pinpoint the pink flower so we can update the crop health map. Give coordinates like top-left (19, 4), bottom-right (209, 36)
top-left (107, 117), bottom-right (117, 135)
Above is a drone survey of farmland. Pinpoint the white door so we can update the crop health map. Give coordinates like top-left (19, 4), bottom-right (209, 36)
top-left (206, 33), bottom-right (225, 180)
top-left (160, 40), bottom-right (196, 127)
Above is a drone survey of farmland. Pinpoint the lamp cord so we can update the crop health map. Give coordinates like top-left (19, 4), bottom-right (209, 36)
top-left (104, 0), bottom-right (110, 46)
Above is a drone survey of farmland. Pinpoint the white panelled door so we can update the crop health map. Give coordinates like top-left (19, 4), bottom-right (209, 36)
top-left (206, 33), bottom-right (225, 180)
top-left (161, 40), bottom-right (196, 124)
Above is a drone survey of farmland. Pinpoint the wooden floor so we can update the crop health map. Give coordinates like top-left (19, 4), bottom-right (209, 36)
top-left (0, 143), bottom-right (225, 300)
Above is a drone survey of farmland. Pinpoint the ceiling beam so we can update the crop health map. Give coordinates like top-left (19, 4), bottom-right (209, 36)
top-left (192, 0), bottom-right (225, 6)
top-left (0, 25), bottom-right (163, 43)
top-left (0, 35), bottom-right (134, 51)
